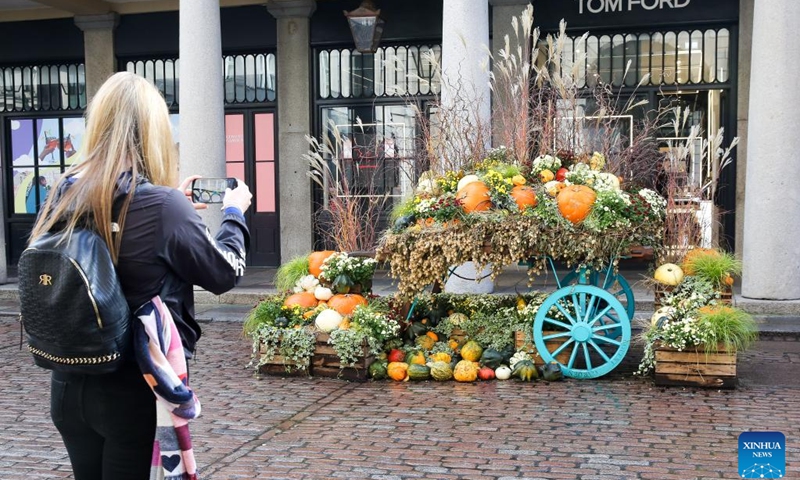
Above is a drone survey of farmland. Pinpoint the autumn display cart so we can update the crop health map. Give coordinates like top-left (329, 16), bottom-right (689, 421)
top-left (377, 154), bottom-right (666, 380)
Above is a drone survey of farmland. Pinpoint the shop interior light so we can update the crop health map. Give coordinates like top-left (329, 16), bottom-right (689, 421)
top-left (344, 0), bottom-right (384, 54)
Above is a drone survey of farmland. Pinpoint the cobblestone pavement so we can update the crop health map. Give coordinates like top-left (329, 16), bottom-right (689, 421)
top-left (1, 316), bottom-right (798, 480)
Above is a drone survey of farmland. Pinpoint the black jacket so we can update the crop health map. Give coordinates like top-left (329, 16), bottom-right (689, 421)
top-left (116, 183), bottom-right (249, 356)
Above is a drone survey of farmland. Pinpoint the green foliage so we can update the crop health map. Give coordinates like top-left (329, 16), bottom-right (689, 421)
top-left (275, 256), bottom-right (310, 292)
top-left (686, 251), bottom-right (742, 288)
top-left (390, 197), bottom-right (416, 223)
top-left (697, 306), bottom-right (758, 353)
top-left (243, 295), bottom-right (308, 335)
top-left (248, 325), bottom-right (316, 372)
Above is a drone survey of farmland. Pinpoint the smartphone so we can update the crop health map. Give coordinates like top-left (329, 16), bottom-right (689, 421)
top-left (191, 178), bottom-right (238, 204)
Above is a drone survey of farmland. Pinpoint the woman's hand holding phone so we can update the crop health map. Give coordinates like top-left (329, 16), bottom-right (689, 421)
top-left (222, 181), bottom-right (252, 213)
top-left (178, 175), bottom-right (208, 210)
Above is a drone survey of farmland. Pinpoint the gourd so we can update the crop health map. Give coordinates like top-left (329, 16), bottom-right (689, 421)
top-left (510, 185), bottom-right (538, 210)
top-left (314, 285), bottom-right (334, 301)
top-left (512, 359), bottom-right (539, 382)
top-left (453, 360), bottom-right (479, 382)
top-left (650, 306), bottom-right (675, 328)
top-left (415, 335), bottom-right (435, 351)
top-left (387, 348), bottom-right (405, 363)
top-left (654, 263), bottom-right (684, 286)
top-left (479, 348), bottom-right (504, 370)
top-left (495, 365), bottom-right (512, 380)
top-left (557, 185), bottom-right (597, 224)
top-left (429, 361), bottom-right (454, 381)
top-left (447, 312), bottom-right (468, 325)
top-left (327, 294), bottom-right (367, 315)
top-left (407, 350), bottom-right (427, 366)
top-left (368, 360), bottom-right (388, 380)
top-left (511, 175), bottom-right (526, 186)
top-left (429, 352), bottom-right (452, 364)
top-left (544, 180), bottom-right (566, 197)
top-left (477, 366), bottom-right (496, 380)
top-left (308, 250), bottom-right (335, 278)
top-left (541, 362), bottom-right (563, 382)
top-left (283, 292), bottom-right (318, 309)
top-left (460, 340), bottom-right (483, 362)
top-left (387, 362), bottom-right (409, 381)
top-left (539, 169), bottom-right (555, 183)
top-left (314, 309), bottom-right (343, 332)
top-left (456, 174), bottom-right (481, 192)
top-left (456, 181), bottom-right (492, 213)
top-left (407, 363), bottom-right (431, 381)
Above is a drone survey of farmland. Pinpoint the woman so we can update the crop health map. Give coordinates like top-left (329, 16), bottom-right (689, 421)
top-left (29, 72), bottom-right (252, 479)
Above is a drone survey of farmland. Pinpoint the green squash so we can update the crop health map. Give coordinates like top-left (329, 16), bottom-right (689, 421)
top-left (407, 363), bottom-right (431, 381)
top-left (273, 316), bottom-right (290, 328)
top-left (368, 360), bottom-right (388, 380)
top-left (429, 361), bottom-right (454, 381)
top-left (480, 348), bottom-right (504, 369)
top-left (541, 361), bottom-right (563, 382)
top-left (512, 359), bottom-right (539, 382)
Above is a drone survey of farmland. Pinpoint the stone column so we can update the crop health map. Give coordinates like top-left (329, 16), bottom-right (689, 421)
top-left (735, 0), bottom-right (754, 258)
top-left (441, 0), bottom-right (491, 150)
top-left (267, 0), bottom-right (316, 262)
top-left (179, 0), bottom-right (225, 229)
top-left (489, 0), bottom-right (529, 147)
top-left (741, 0), bottom-right (800, 300)
top-left (74, 13), bottom-right (118, 101)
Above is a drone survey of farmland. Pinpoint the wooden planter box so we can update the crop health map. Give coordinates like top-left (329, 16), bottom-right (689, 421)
top-left (312, 332), bottom-right (374, 382)
top-left (654, 344), bottom-right (737, 389)
top-left (717, 287), bottom-right (733, 305)
top-left (515, 331), bottom-right (571, 366)
top-left (257, 340), bottom-right (311, 377)
top-left (653, 284), bottom-right (675, 310)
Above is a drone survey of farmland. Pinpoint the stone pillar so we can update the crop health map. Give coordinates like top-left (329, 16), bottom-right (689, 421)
top-left (742, 0), bottom-right (800, 300)
top-left (490, 0), bottom-right (528, 147)
top-left (267, 0), bottom-right (315, 262)
top-left (179, 0), bottom-right (225, 229)
top-left (74, 13), bottom-right (118, 101)
top-left (441, 0), bottom-right (491, 150)
top-left (735, 0), bottom-right (754, 258)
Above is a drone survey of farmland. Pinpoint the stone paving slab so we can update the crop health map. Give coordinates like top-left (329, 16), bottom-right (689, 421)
top-left (1, 317), bottom-right (799, 479)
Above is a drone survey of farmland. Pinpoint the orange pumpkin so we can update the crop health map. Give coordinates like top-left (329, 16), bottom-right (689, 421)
top-left (283, 292), bottom-right (318, 309)
top-left (511, 185), bottom-right (538, 210)
top-left (308, 250), bottom-right (336, 278)
top-left (327, 294), bottom-right (368, 315)
top-left (456, 181), bottom-right (492, 213)
top-left (557, 185), bottom-right (596, 224)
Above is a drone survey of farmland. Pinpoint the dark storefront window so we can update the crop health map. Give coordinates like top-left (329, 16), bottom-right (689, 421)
top-left (0, 64), bottom-right (86, 112)
top-left (560, 28), bottom-right (730, 88)
top-left (124, 53), bottom-right (276, 106)
top-left (318, 45), bottom-right (441, 99)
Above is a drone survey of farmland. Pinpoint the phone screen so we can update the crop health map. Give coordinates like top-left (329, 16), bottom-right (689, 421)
top-left (191, 178), bottom-right (237, 204)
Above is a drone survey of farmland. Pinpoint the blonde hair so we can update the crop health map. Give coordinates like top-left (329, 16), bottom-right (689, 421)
top-left (29, 72), bottom-right (178, 262)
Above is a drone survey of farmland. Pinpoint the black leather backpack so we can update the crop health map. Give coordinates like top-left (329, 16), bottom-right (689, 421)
top-left (18, 224), bottom-right (131, 374)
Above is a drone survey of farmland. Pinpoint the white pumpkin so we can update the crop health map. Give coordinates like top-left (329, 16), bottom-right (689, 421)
top-left (654, 263), bottom-right (684, 286)
top-left (495, 365), bottom-right (512, 380)
top-left (314, 309), bottom-right (343, 332)
top-left (650, 306), bottom-right (676, 328)
top-left (597, 172), bottom-right (621, 190)
top-left (544, 180), bottom-right (565, 197)
top-left (415, 178), bottom-right (440, 195)
top-left (456, 174), bottom-right (481, 192)
top-left (314, 285), bottom-right (334, 301)
top-left (298, 274), bottom-right (319, 292)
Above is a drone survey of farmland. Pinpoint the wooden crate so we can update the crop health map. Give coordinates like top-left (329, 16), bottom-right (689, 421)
top-left (515, 331), bottom-right (571, 366)
top-left (257, 341), bottom-right (311, 377)
top-left (654, 344), bottom-right (737, 389)
top-left (717, 287), bottom-right (734, 305)
top-left (312, 332), bottom-right (374, 382)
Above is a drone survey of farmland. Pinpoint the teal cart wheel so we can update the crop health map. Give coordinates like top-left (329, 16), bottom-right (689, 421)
top-left (560, 269), bottom-right (635, 321)
top-left (533, 285), bottom-right (631, 379)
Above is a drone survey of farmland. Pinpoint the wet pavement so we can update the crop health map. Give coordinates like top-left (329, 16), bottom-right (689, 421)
top-left (1, 313), bottom-right (798, 479)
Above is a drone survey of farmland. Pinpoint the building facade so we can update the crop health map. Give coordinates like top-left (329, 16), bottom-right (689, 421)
top-left (0, 0), bottom-right (797, 300)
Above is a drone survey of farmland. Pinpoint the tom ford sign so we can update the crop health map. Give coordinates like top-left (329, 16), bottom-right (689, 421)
top-left (578, 0), bottom-right (691, 15)
top-left (529, 0), bottom-right (738, 30)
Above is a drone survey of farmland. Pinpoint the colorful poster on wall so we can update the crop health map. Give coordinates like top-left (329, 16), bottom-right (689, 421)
top-left (9, 116), bottom-right (86, 214)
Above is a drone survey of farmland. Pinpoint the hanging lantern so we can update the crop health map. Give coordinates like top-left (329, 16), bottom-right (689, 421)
top-left (344, 0), bottom-right (384, 53)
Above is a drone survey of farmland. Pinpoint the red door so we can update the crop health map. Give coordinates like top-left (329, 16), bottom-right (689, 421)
top-left (225, 111), bottom-right (280, 266)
